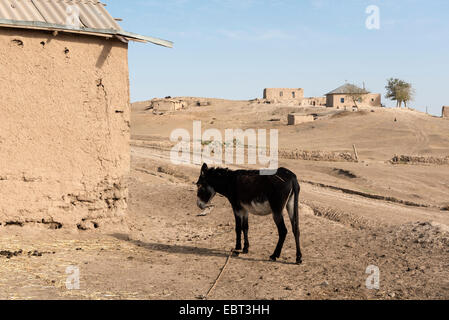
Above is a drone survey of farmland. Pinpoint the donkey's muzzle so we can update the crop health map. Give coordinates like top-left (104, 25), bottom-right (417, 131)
top-left (197, 198), bottom-right (207, 210)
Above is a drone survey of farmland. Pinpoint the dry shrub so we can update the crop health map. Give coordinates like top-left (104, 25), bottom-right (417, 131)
top-left (391, 155), bottom-right (449, 165)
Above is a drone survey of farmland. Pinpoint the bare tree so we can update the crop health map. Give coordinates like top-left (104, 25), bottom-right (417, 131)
top-left (347, 86), bottom-right (368, 108)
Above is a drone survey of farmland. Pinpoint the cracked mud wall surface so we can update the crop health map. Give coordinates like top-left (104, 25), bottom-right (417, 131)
top-left (0, 28), bottom-right (130, 231)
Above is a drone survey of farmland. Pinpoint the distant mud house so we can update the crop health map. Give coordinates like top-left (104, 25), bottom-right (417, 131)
top-left (264, 88), bottom-right (304, 101)
top-left (0, 0), bottom-right (172, 230)
top-left (151, 98), bottom-right (187, 112)
top-left (326, 84), bottom-right (381, 109)
top-left (301, 97), bottom-right (326, 107)
top-left (263, 83), bottom-right (381, 108)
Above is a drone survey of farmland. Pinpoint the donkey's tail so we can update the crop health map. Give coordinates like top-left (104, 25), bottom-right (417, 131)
top-left (292, 176), bottom-right (303, 264)
top-left (292, 177), bottom-right (301, 231)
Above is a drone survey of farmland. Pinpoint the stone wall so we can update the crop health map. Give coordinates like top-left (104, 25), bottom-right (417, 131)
top-left (0, 28), bottom-right (130, 230)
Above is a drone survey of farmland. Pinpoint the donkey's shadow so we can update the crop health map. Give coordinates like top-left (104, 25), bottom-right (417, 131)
top-left (111, 234), bottom-right (298, 266)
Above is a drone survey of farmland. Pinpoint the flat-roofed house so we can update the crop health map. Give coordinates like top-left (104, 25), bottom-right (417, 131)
top-left (264, 88), bottom-right (305, 101)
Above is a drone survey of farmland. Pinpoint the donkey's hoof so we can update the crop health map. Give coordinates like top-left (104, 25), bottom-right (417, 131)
top-left (296, 258), bottom-right (303, 265)
top-left (270, 255), bottom-right (277, 262)
top-left (242, 248), bottom-right (249, 254)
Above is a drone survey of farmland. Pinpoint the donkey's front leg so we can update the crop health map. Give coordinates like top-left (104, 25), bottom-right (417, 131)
top-left (242, 214), bottom-right (250, 254)
top-left (233, 212), bottom-right (242, 252)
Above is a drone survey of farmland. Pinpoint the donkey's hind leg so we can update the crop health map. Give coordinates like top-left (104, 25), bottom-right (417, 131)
top-left (287, 191), bottom-right (302, 264)
top-left (270, 211), bottom-right (288, 262)
top-left (242, 213), bottom-right (250, 254)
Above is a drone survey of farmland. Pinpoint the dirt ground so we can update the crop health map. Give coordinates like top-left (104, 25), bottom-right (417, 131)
top-left (1, 99), bottom-right (448, 300)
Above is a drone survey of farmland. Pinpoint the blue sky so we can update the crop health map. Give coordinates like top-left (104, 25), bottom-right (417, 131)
top-left (107, 0), bottom-right (449, 115)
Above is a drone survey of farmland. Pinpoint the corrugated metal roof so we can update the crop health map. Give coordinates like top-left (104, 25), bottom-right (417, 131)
top-left (0, 0), bottom-right (42, 21)
top-left (326, 83), bottom-right (369, 95)
top-left (34, 0), bottom-right (122, 30)
top-left (0, 0), bottom-right (172, 47)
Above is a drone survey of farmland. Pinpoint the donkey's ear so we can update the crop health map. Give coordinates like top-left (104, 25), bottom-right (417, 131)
top-left (201, 163), bottom-right (208, 175)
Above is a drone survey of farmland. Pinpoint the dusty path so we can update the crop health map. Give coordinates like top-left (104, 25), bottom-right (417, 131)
top-left (0, 150), bottom-right (448, 299)
top-left (131, 144), bottom-right (449, 226)
top-left (123, 152), bottom-right (449, 300)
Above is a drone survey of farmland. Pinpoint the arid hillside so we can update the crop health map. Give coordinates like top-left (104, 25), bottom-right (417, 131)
top-left (131, 98), bottom-right (449, 210)
top-left (1, 97), bottom-right (448, 300)
top-left (132, 97), bottom-right (449, 159)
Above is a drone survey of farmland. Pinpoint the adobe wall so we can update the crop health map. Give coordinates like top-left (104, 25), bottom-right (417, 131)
top-left (0, 28), bottom-right (130, 231)
top-left (364, 93), bottom-right (382, 107)
top-left (326, 93), bottom-right (381, 108)
top-left (288, 114), bottom-right (315, 125)
top-left (263, 88), bottom-right (304, 101)
top-left (442, 106), bottom-right (449, 118)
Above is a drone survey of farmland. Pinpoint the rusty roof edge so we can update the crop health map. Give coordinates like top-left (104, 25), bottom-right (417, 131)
top-left (0, 18), bottom-right (116, 34)
top-left (0, 19), bottom-right (173, 48)
top-left (119, 30), bottom-right (173, 48)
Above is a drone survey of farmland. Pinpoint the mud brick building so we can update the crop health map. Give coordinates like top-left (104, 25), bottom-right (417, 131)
top-left (264, 88), bottom-right (304, 101)
top-left (0, 0), bottom-right (172, 230)
top-left (326, 83), bottom-right (381, 109)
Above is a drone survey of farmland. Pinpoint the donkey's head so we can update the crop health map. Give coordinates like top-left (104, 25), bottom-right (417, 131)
top-left (196, 163), bottom-right (217, 209)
